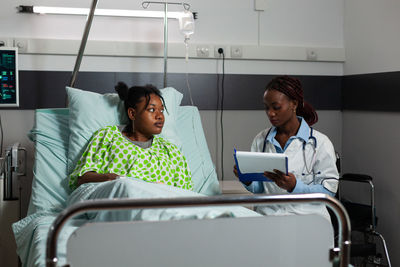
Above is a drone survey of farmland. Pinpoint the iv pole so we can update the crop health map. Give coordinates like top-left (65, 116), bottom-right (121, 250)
top-left (142, 1), bottom-right (191, 88)
top-left (69, 0), bottom-right (191, 89)
top-left (69, 0), bottom-right (98, 88)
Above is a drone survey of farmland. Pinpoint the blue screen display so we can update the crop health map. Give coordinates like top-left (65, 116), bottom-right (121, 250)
top-left (0, 48), bottom-right (18, 106)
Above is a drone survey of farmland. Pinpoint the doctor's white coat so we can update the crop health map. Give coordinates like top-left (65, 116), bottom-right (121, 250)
top-left (245, 126), bottom-right (339, 221)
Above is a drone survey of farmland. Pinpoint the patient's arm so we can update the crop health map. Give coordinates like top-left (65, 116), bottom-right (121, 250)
top-left (77, 172), bottom-right (119, 186)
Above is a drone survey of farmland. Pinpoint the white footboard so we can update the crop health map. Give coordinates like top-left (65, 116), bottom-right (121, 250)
top-left (67, 214), bottom-right (333, 267)
top-left (46, 193), bottom-right (351, 267)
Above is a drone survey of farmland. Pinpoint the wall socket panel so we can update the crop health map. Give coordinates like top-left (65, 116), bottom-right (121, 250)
top-left (196, 45), bottom-right (210, 58)
top-left (231, 45), bottom-right (243, 58)
top-left (14, 39), bottom-right (28, 53)
top-left (214, 45), bottom-right (227, 58)
top-left (0, 37), bottom-right (13, 47)
top-left (254, 0), bottom-right (268, 11)
top-left (306, 48), bottom-right (318, 60)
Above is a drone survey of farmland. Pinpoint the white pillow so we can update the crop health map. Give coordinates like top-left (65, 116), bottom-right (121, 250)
top-left (66, 86), bottom-right (183, 174)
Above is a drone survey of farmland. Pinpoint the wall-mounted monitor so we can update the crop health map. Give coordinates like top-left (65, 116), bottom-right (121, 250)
top-left (0, 47), bottom-right (19, 107)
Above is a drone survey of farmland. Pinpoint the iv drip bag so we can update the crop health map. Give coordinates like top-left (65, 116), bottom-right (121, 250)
top-left (178, 10), bottom-right (194, 39)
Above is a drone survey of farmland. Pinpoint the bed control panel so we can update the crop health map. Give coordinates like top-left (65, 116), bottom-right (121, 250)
top-left (3, 142), bottom-right (26, 201)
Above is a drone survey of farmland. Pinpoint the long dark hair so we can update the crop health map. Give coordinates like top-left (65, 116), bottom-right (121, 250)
top-left (115, 82), bottom-right (166, 132)
top-left (265, 75), bottom-right (318, 126)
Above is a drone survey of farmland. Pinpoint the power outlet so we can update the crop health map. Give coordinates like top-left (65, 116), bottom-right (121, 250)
top-left (230, 46), bottom-right (243, 58)
top-left (254, 0), bottom-right (268, 11)
top-left (214, 45), bottom-right (227, 58)
top-left (14, 38), bottom-right (28, 53)
top-left (306, 48), bottom-right (318, 61)
top-left (196, 45), bottom-right (210, 58)
top-left (0, 37), bottom-right (12, 47)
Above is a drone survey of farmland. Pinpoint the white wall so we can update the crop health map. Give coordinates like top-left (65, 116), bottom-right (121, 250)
top-left (343, 0), bottom-right (400, 265)
top-left (344, 0), bottom-right (400, 75)
top-left (2, 0), bottom-right (344, 46)
top-left (342, 112), bottom-right (400, 265)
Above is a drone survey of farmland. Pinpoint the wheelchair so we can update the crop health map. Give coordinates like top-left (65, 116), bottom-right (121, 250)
top-left (334, 173), bottom-right (392, 267)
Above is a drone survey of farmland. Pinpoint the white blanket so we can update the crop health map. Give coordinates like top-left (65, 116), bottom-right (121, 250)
top-left (14, 179), bottom-right (258, 267)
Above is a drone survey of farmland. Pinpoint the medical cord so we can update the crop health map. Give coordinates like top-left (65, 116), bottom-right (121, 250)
top-left (185, 71), bottom-right (194, 106)
top-left (302, 145), bottom-right (317, 175)
top-left (190, 108), bottom-right (207, 191)
top-left (184, 39), bottom-right (194, 106)
top-left (183, 38), bottom-right (206, 189)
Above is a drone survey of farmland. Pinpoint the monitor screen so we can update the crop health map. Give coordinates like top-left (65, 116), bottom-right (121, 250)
top-left (0, 47), bottom-right (19, 107)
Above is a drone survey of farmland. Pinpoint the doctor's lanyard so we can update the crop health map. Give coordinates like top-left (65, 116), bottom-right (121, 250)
top-left (262, 127), bottom-right (318, 175)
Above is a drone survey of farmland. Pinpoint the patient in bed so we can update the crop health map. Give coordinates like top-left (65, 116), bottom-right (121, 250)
top-left (68, 82), bottom-right (193, 199)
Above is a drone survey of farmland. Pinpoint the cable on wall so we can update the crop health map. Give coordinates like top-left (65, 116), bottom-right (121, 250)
top-left (215, 59), bottom-right (221, 179)
top-left (217, 48), bottom-right (225, 180)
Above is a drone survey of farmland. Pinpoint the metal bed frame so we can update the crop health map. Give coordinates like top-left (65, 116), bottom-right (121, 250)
top-left (46, 193), bottom-right (351, 267)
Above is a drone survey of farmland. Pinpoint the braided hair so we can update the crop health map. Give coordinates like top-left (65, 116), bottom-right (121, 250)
top-left (115, 82), bottom-right (166, 133)
top-left (265, 75), bottom-right (318, 126)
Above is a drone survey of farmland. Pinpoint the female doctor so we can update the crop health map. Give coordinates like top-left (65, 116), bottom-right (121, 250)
top-left (233, 75), bottom-right (339, 221)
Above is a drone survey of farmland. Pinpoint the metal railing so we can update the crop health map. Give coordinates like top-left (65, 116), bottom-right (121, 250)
top-left (46, 193), bottom-right (351, 267)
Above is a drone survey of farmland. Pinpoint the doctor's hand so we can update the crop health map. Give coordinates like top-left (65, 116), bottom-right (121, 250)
top-left (264, 170), bottom-right (296, 192)
top-left (233, 165), bottom-right (252, 186)
top-left (233, 165), bottom-right (239, 178)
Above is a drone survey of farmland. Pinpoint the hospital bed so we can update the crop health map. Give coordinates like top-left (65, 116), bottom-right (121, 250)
top-left (12, 1), bottom-right (350, 265)
top-left (12, 89), bottom-right (351, 267)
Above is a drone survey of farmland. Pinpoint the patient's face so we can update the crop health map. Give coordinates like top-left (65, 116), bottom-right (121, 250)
top-left (132, 94), bottom-right (165, 137)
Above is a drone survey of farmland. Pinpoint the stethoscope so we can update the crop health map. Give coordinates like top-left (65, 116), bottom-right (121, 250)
top-left (263, 127), bottom-right (318, 176)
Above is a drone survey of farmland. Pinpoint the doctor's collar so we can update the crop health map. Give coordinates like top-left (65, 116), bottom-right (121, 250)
top-left (266, 116), bottom-right (310, 143)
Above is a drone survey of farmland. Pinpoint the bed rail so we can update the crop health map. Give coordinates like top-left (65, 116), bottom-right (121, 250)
top-left (46, 193), bottom-right (351, 267)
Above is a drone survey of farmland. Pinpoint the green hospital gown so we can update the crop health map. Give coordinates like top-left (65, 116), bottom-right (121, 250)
top-left (69, 126), bottom-right (193, 191)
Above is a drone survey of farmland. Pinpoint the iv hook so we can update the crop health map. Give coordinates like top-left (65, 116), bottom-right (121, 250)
top-left (142, 1), bottom-right (191, 11)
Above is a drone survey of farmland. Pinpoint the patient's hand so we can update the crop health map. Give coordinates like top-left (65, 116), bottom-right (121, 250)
top-left (78, 172), bottom-right (119, 186)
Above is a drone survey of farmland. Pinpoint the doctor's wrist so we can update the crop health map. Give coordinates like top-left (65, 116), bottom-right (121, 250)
top-left (287, 180), bottom-right (296, 193)
top-left (291, 179), bottom-right (308, 194)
